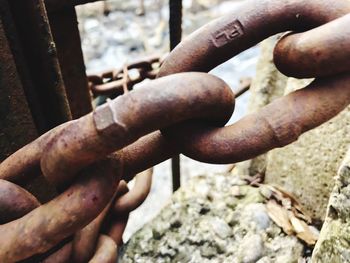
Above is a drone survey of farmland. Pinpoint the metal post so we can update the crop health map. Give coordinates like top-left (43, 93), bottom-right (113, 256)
top-left (169, 0), bottom-right (182, 192)
top-left (7, 0), bottom-right (72, 132)
top-left (48, 8), bottom-right (93, 119)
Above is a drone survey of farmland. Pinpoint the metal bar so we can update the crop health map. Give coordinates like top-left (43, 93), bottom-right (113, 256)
top-left (8, 0), bottom-right (72, 132)
top-left (0, 0), bottom-right (48, 134)
top-left (0, 10), bottom-right (38, 162)
top-left (0, 1), bottom-right (58, 203)
top-left (169, 0), bottom-right (183, 192)
top-left (48, 7), bottom-right (93, 119)
top-left (44, 0), bottom-right (104, 13)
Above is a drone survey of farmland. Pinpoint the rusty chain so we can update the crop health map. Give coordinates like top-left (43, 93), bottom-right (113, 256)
top-left (0, 0), bottom-right (350, 261)
top-left (88, 55), bottom-right (163, 97)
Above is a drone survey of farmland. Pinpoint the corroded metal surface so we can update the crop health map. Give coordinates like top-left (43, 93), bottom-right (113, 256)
top-left (8, 0), bottom-right (72, 132)
top-left (274, 13), bottom-right (350, 78)
top-left (0, 179), bottom-right (40, 224)
top-left (44, 0), bottom-right (105, 13)
top-left (0, 0), bottom-right (350, 261)
top-left (158, 0), bottom-right (350, 76)
top-left (156, 0), bottom-right (350, 164)
top-left (41, 73), bottom-right (233, 187)
top-left (0, 158), bottom-right (121, 262)
top-left (0, 17), bottom-right (38, 162)
top-left (48, 7), bottom-right (93, 118)
top-left (88, 55), bottom-right (162, 97)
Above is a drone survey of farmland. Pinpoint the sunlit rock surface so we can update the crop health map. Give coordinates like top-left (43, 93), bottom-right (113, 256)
top-left (312, 150), bottom-right (350, 262)
top-left (120, 174), bottom-right (309, 262)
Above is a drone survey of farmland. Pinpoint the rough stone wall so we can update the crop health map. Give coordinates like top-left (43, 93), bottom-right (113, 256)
top-left (121, 174), bottom-right (307, 263)
top-left (312, 148), bottom-right (350, 262)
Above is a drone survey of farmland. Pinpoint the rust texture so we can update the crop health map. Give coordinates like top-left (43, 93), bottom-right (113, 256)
top-left (0, 73), bottom-right (233, 261)
top-left (273, 13), bottom-right (350, 78)
top-left (0, 3), bottom-right (57, 203)
top-left (107, 169), bottom-right (153, 246)
top-left (158, 0), bottom-right (350, 76)
top-left (0, 179), bottom-right (40, 224)
top-left (88, 235), bottom-right (118, 263)
top-left (42, 242), bottom-right (73, 263)
top-left (155, 0), bottom-right (350, 164)
top-left (40, 73), bottom-right (233, 187)
top-left (0, 16), bottom-right (38, 162)
top-left (0, 0), bottom-right (46, 136)
top-left (48, 7), bottom-right (93, 118)
top-left (113, 169), bottom-right (153, 214)
top-left (72, 198), bottom-right (113, 263)
top-left (44, 0), bottom-right (104, 13)
top-left (0, 157), bottom-right (121, 262)
top-left (8, 0), bottom-right (72, 132)
top-left (0, 0), bottom-right (350, 261)
top-left (88, 55), bottom-right (161, 97)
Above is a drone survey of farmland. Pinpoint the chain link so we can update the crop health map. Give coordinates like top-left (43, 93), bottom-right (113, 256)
top-left (88, 55), bottom-right (164, 97)
top-left (0, 0), bottom-right (350, 261)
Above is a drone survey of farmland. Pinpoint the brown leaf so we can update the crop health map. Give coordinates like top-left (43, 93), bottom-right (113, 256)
top-left (266, 200), bottom-right (293, 235)
top-left (289, 213), bottom-right (318, 245)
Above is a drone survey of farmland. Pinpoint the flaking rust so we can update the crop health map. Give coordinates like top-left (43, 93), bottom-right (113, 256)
top-left (0, 0), bottom-right (350, 261)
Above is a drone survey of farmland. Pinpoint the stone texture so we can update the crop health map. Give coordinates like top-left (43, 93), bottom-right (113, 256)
top-left (121, 174), bottom-right (307, 263)
top-left (312, 149), bottom-right (350, 262)
top-left (265, 77), bottom-right (350, 220)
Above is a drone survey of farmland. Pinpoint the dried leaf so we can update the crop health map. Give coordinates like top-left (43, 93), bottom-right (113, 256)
top-left (289, 213), bottom-right (318, 245)
top-left (266, 200), bottom-right (293, 235)
top-left (263, 184), bottom-right (312, 223)
top-left (272, 185), bottom-right (311, 221)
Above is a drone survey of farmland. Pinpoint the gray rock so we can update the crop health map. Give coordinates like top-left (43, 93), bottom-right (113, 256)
top-left (312, 149), bottom-right (350, 262)
top-left (238, 234), bottom-right (264, 263)
top-left (209, 217), bottom-right (232, 239)
top-left (242, 203), bottom-right (271, 231)
top-left (121, 174), bottom-right (309, 262)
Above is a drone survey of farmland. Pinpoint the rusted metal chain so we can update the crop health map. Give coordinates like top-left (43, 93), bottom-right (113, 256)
top-left (112, 169), bottom-right (153, 214)
top-left (40, 179), bottom-right (130, 262)
top-left (40, 73), bottom-right (233, 187)
top-left (162, 75), bottom-right (350, 163)
top-left (42, 242), bottom-right (73, 263)
top-left (0, 73), bottom-right (233, 187)
top-left (0, 157), bottom-right (121, 262)
top-left (159, 0), bottom-right (350, 76)
top-left (119, 74), bottom-right (350, 177)
top-left (107, 169), bottom-right (153, 246)
top-left (88, 55), bottom-right (162, 97)
top-left (117, 2), bottom-right (350, 180)
top-left (88, 235), bottom-right (118, 263)
top-left (273, 13), bottom-right (350, 78)
top-left (155, 0), bottom-right (350, 164)
top-left (0, 179), bottom-right (40, 224)
top-left (1, 1), bottom-right (350, 260)
top-left (0, 73), bottom-right (233, 262)
top-left (72, 200), bottom-right (113, 263)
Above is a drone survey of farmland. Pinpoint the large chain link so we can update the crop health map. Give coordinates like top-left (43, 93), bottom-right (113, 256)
top-left (0, 0), bottom-right (350, 261)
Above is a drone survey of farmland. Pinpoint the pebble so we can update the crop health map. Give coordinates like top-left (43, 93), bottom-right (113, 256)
top-left (239, 234), bottom-right (264, 263)
top-left (210, 217), bottom-right (232, 239)
top-left (244, 203), bottom-right (271, 230)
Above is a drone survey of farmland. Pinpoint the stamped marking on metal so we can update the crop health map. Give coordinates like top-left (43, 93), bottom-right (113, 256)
top-left (212, 20), bottom-right (244, 47)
